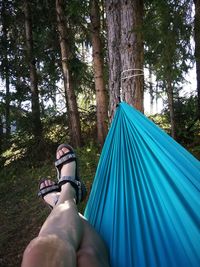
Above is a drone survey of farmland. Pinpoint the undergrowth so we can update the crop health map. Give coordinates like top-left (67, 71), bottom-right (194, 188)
top-left (0, 143), bottom-right (99, 267)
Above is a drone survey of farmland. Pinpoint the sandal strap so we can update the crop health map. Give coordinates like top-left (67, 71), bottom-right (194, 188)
top-left (38, 184), bottom-right (60, 197)
top-left (59, 176), bottom-right (78, 185)
top-left (58, 176), bottom-right (85, 203)
top-left (55, 152), bottom-right (76, 168)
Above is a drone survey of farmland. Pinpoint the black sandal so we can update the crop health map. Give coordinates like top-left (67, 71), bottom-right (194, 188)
top-left (55, 144), bottom-right (87, 203)
top-left (38, 178), bottom-right (60, 209)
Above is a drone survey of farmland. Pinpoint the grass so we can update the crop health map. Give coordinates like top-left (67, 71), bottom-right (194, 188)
top-left (0, 144), bottom-right (100, 267)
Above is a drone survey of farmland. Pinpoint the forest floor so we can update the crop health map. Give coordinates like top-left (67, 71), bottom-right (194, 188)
top-left (0, 141), bottom-right (199, 267)
top-left (0, 144), bottom-right (99, 267)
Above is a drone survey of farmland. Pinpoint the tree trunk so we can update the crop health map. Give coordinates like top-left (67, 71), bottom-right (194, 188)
top-left (56, 0), bottom-right (82, 147)
top-left (166, 79), bottom-right (176, 139)
top-left (194, 0), bottom-right (200, 119)
top-left (149, 66), bottom-right (154, 114)
top-left (0, 116), bottom-right (3, 153)
top-left (2, 0), bottom-right (10, 138)
top-left (106, 0), bottom-right (144, 119)
top-left (0, 116), bottom-right (3, 167)
top-left (90, 0), bottom-right (108, 147)
top-left (155, 82), bottom-right (159, 113)
top-left (120, 0), bottom-right (144, 112)
top-left (5, 72), bottom-right (10, 137)
top-left (105, 0), bottom-right (121, 120)
top-left (24, 0), bottom-right (42, 140)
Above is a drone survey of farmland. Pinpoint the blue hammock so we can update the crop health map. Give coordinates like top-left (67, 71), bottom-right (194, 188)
top-left (84, 102), bottom-right (200, 267)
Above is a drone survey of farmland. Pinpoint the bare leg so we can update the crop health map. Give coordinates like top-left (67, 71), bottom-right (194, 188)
top-left (21, 146), bottom-right (110, 267)
top-left (77, 216), bottom-right (110, 267)
top-left (22, 183), bottom-right (81, 267)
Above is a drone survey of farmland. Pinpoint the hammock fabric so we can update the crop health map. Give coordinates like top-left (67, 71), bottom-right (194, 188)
top-left (84, 102), bottom-right (200, 267)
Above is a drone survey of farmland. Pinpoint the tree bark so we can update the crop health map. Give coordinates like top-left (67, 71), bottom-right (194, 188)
top-left (194, 0), bottom-right (200, 119)
top-left (5, 72), bottom-right (10, 137)
top-left (105, 0), bottom-right (121, 120)
top-left (155, 82), bottom-right (159, 113)
top-left (24, 0), bottom-right (42, 140)
top-left (120, 0), bottom-right (144, 112)
top-left (56, 0), bottom-right (82, 147)
top-left (166, 79), bottom-right (176, 139)
top-left (149, 66), bottom-right (154, 114)
top-left (90, 0), bottom-right (108, 147)
top-left (105, 0), bottom-right (144, 119)
top-left (0, 116), bottom-right (3, 153)
top-left (2, 0), bottom-right (10, 137)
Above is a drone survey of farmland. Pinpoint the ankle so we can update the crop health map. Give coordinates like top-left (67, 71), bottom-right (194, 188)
top-left (59, 183), bottom-right (76, 201)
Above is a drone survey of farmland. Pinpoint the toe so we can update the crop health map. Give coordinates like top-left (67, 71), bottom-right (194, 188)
top-left (56, 147), bottom-right (70, 159)
top-left (46, 179), bottom-right (52, 186)
top-left (40, 179), bottom-right (54, 190)
top-left (57, 150), bottom-right (63, 159)
top-left (62, 147), bottom-right (69, 154)
top-left (39, 181), bottom-right (46, 190)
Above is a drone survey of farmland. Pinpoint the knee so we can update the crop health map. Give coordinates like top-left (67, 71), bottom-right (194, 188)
top-left (22, 235), bottom-right (75, 267)
top-left (23, 236), bottom-right (44, 257)
top-left (77, 246), bottom-right (99, 262)
top-left (23, 236), bottom-right (55, 255)
top-left (22, 237), bottom-right (46, 266)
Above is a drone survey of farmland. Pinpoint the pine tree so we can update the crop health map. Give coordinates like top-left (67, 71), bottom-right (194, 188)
top-left (24, 0), bottom-right (43, 141)
top-left (56, 0), bottom-right (82, 147)
top-left (90, 0), bottom-right (108, 147)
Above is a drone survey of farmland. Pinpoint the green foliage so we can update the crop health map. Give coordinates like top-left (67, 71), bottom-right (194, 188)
top-left (151, 96), bottom-right (200, 159)
top-left (79, 104), bottom-right (97, 143)
top-left (174, 96), bottom-right (199, 143)
top-left (161, 95), bottom-right (200, 144)
top-left (0, 0), bottom-right (96, 148)
top-left (0, 100), bottom-right (99, 167)
top-left (149, 113), bottom-right (171, 134)
top-left (144, 0), bottom-right (193, 93)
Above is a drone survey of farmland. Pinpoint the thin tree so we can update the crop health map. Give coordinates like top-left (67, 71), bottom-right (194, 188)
top-left (1, 0), bottom-right (11, 137)
top-left (0, 115), bottom-right (3, 154)
top-left (90, 0), bottom-right (108, 147)
top-left (56, 0), bottom-right (82, 147)
top-left (166, 78), bottom-right (176, 139)
top-left (194, 0), bottom-right (200, 119)
top-left (149, 66), bottom-right (154, 114)
top-left (24, 0), bottom-right (42, 141)
top-left (105, 0), bottom-right (121, 119)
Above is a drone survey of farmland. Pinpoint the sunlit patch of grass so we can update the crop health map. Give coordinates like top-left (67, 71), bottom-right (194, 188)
top-left (2, 144), bottom-right (27, 166)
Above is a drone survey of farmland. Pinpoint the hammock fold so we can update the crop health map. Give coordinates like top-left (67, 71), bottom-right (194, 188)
top-left (84, 102), bottom-right (200, 267)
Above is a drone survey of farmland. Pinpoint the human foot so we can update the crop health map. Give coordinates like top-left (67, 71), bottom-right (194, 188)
top-left (56, 144), bottom-right (77, 185)
top-left (38, 178), bottom-right (60, 209)
top-left (55, 144), bottom-right (87, 203)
